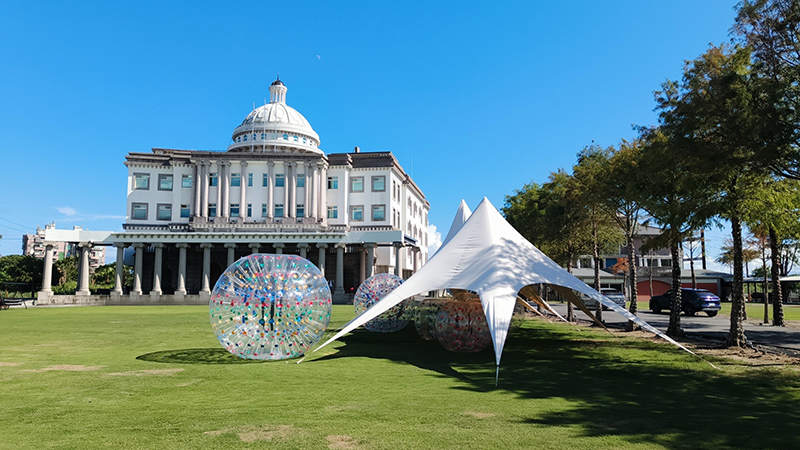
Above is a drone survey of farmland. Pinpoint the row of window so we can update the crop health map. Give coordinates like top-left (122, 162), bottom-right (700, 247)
top-left (131, 203), bottom-right (387, 222)
top-left (133, 173), bottom-right (389, 193)
top-left (234, 132), bottom-right (314, 146)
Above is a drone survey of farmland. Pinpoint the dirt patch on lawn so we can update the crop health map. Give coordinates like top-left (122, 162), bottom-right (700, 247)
top-left (24, 365), bottom-right (104, 372)
top-left (691, 344), bottom-right (800, 366)
top-left (107, 368), bottom-right (184, 376)
top-left (204, 424), bottom-right (298, 443)
top-left (327, 435), bottom-right (363, 449)
top-left (0, 362), bottom-right (23, 367)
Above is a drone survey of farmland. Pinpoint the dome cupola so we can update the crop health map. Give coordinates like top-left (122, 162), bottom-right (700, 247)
top-left (227, 77), bottom-right (321, 154)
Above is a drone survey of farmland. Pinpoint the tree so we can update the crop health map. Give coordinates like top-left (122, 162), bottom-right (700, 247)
top-left (0, 255), bottom-right (43, 292)
top-left (654, 44), bottom-right (775, 347)
top-left (636, 129), bottom-right (717, 337)
top-left (53, 255), bottom-right (78, 285)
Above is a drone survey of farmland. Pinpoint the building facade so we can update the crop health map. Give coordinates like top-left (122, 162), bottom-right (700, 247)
top-left (23, 223), bottom-right (105, 269)
top-left (101, 79), bottom-right (429, 303)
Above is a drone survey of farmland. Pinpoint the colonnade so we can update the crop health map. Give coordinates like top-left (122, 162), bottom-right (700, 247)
top-left (191, 159), bottom-right (327, 221)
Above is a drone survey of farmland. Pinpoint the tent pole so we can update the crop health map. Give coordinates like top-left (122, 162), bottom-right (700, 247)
top-left (495, 365), bottom-right (499, 386)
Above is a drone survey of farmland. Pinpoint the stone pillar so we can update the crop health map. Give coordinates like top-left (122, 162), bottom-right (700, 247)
top-left (359, 247), bottom-right (366, 284)
top-left (413, 248), bottom-right (420, 272)
top-left (200, 243), bottom-right (212, 295)
top-left (394, 242), bottom-right (403, 277)
top-left (282, 161), bottom-right (289, 217)
top-left (273, 243), bottom-right (285, 254)
top-left (220, 161), bottom-right (229, 219)
top-left (239, 160), bottom-right (248, 222)
top-left (319, 163), bottom-right (327, 220)
top-left (151, 243), bottom-right (164, 297)
top-left (132, 243), bottom-right (144, 295)
top-left (298, 243), bottom-right (309, 259)
top-left (365, 243), bottom-right (376, 279)
top-left (267, 161), bottom-right (275, 218)
top-left (317, 243), bottom-right (327, 276)
top-left (308, 163), bottom-right (317, 219)
top-left (176, 243), bottom-right (188, 296)
top-left (113, 243), bottom-right (125, 294)
top-left (76, 242), bottom-right (91, 295)
top-left (335, 244), bottom-right (345, 298)
top-left (214, 162), bottom-right (222, 220)
top-left (192, 162), bottom-right (200, 218)
top-left (40, 244), bottom-right (54, 294)
top-left (225, 242), bottom-right (237, 267)
top-left (288, 162), bottom-right (296, 218)
top-left (249, 243), bottom-right (261, 254)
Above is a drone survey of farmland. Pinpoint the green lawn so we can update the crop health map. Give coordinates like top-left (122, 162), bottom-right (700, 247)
top-left (720, 301), bottom-right (800, 321)
top-left (1, 306), bottom-right (799, 450)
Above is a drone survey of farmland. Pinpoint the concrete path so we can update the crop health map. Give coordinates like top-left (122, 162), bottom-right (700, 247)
top-left (549, 303), bottom-right (800, 353)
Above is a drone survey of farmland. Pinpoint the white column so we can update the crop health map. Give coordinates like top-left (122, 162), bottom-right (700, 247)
top-left (225, 242), bottom-right (236, 267)
top-left (214, 162), bottom-right (222, 221)
top-left (77, 243), bottom-right (91, 295)
top-left (309, 163), bottom-right (317, 219)
top-left (267, 161), bottom-right (275, 218)
top-left (273, 243), bottom-right (285, 254)
top-left (192, 163), bottom-right (200, 218)
top-left (176, 243), bottom-right (188, 295)
top-left (201, 243), bottom-right (212, 294)
top-left (365, 243), bottom-right (376, 279)
top-left (200, 162), bottom-right (209, 218)
top-left (335, 244), bottom-right (345, 296)
top-left (288, 162), bottom-right (296, 218)
top-left (249, 242), bottom-right (261, 254)
top-left (132, 243), bottom-right (144, 294)
top-left (318, 164), bottom-right (327, 220)
top-left (151, 243), bottom-right (163, 295)
top-left (359, 247), bottom-right (366, 284)
top-left (220, 161), bottom-right (229, 219)
top-left (394, 242), bottom-right (403, 277)
top-left (113, 243), bottom-right (125, 294)
top-left (317, 243), bottom-right (327, 276)
top-left (41, 244), bottom-right (54, 293)
top-left (282, 161), bottom-right (289, 217)
top-left (298, 243), bottom-right (309, 259)
top-left (239, 160), bottom-right (248, 223)
top-left (304, 163), bottom-right (311, 218)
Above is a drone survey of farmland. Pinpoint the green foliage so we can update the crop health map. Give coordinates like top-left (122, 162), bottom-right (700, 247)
top-left (52, 280), bottom-right (77, 295)
top-left (0, 255), bottom-right (42, 287)
top-left (54, 255), bottom-right (78, 285)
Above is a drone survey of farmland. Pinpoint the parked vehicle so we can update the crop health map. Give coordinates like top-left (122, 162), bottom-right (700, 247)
top-left (649, 288), bottom-right (721, 317)
top-left (583, 288), bottom-right (626, 310)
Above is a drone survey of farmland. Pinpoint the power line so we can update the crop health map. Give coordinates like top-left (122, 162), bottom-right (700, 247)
top-left (0, 215), bottom-right (33, 231)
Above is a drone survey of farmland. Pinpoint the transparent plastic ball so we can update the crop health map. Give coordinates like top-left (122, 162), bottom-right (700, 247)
top-left (435, 296), bottom-right (492, 353)
top-left (209, 254), bottom-right (332, 360)
top-left (414, 298), bottom-right (445, 341)
top-left (353, 273), bottom-right (409, 333)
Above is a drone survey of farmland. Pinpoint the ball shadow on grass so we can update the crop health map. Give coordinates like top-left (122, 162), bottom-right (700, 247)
top-left (136, 348), bottom-right (267, 364)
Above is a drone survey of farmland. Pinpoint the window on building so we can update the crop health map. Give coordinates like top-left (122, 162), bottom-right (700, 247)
top-left (297, 174), bottom-right (305, 188)
top-left (231, 173), bottom-right (241, 187)
top-left (246, 203), bottom-right (252, 217)
top-left (297, 204), bottom-right (305, 218)
top-left (131, 203), bottom-right (147, 220)
top-left (134, 173), bottom-right (150, 190)
top-left (351, 205), bottom-right (364, 221)
top-left (158, 174), bottom-right (173, 191)
top-left (247, 173), bottom-right (253, 187)
top-left (372, 176), bottom-right (386, 192)
top-left (209, 203), bottom-right (217, 217)
top-left (230, 203), bottom-right (240, 217)
top-left (262, 173), bottom-right (269, 187)
top-left (261, 203), bottom-right (268, 217)
top-left (661, 259), bottom-right (672, 267)
top-left (372, 205), bottom-right (386, 221)
top-left (349, 176), bottom-right (363, 192)
top-left (275, 204), bottom-right (284, 218)
top-left (275, 174), bottom-right (285, 187)
top-left (181, 174), bottom-right (192, 188)
top-left (180, 204), bottom-right (190, 218)
top-left (327, 176), bottom-right (338, 189)
top-left (327, 206), bottom-right (338, 219)
top-left (157, 204), bottom-right (172, 221)
top-left (210, 173), bottom-right (218, 187)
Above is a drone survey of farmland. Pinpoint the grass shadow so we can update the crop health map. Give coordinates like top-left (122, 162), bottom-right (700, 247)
top-left (136, 348), bottom-right (267, 365)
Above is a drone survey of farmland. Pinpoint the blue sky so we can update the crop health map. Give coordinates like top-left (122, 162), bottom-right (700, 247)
top-left (0, 1), bottom-right (739, 270)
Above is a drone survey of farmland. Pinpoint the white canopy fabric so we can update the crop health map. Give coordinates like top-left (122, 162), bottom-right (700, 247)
top-left (313, 197), bottom-right (691, 369)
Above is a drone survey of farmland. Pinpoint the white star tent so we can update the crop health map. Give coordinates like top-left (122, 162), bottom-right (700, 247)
top-left (312, 197), bottom-right (691, 379)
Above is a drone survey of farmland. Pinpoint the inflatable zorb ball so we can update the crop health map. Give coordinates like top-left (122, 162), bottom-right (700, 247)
top-left (209, 254), bottom-right (332, 360)
top-left (414, 298), bottom-right (444, 341)
top-left (353, 273), bottom-right (409, 333)
top-left (435, 296), bottom-right (492, 353)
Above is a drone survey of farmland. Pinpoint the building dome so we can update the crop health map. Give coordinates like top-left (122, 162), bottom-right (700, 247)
top-left (227, 79), bottom-right (322, 154)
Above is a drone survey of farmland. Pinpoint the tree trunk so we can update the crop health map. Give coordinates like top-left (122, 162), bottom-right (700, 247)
top-left (626, 232), bottom-right (639, 331)
top-left (593, 222), bottom-right (602, 323)
top-left (761, 243), bottom-right (769, 324)
top-left (667, 240), bottom-right (684, 338)
top-left (726, 215), bottom-right (747, 347)
top-left (769, 226), bottom-right (786, 326)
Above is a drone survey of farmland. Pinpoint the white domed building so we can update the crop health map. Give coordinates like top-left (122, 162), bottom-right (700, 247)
top-left (114, 78), bottom-right (430, 304)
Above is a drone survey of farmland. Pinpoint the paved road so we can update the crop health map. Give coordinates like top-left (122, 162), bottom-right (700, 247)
top-left (548, 303), bottom-right (800, 353)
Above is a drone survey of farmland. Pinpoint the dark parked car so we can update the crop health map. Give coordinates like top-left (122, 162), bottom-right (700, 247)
top-left (649, 288), bottom-right (721, 317)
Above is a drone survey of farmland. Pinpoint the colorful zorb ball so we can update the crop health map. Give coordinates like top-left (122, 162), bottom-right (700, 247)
top-left (209, 254), bottom-right (332, 360)
top-left (353, 273), bottom-right (409, 333)
top-left (435, 295), bottom-right (492, 353)
top-left (414, 298), bottom-right (445, 341)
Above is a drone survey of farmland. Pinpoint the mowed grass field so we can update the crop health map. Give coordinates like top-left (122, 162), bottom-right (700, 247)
top-left (719, 302), bottom-right (800, 321)
top-left (1, 306), bottom-right (799, 450)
